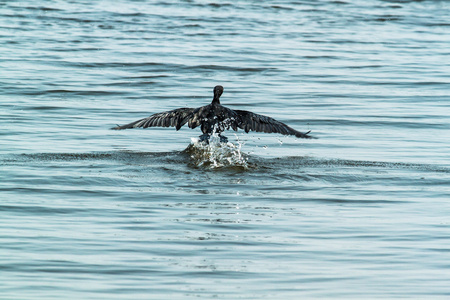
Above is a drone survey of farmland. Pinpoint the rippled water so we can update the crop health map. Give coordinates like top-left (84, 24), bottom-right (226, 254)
top-left (1, 0), bottom-right (450, 298)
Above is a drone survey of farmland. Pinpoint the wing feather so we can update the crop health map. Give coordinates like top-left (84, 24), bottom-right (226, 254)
top-left (111, 107), bottom-right (195, 130)
top-left (233, 109), bottom-right (315, 139)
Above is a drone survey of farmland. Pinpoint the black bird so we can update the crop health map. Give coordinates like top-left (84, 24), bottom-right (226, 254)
top-left (112, 85), bottom-right (315, 142)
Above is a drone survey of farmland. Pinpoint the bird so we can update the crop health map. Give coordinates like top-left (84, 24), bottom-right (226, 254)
top-left (112, 85), bottom-right (315, 142)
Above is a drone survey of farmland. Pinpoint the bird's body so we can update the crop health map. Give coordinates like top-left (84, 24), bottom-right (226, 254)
top-left (112, 85), bottom-right (315, 141)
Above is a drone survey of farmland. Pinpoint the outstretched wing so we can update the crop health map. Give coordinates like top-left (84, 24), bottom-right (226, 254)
top-left (112, 107), bottom-right (195, 131)
top-left (234, 110), bottom-right (315, 139)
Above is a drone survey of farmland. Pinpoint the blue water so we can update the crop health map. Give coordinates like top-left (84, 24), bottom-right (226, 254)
top-left (1, 0), bottom-right (450, 298)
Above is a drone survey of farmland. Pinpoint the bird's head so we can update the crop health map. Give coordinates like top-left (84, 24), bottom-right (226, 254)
top-left (213, 85), bottom-right (224, 103)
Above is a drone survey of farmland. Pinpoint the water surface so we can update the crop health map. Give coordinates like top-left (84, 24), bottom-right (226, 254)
top-left (1, 0), bottom-right (450, 298)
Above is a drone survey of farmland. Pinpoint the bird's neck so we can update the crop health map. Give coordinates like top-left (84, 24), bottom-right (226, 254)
top-left (212, 97), bottom-right (220, 105)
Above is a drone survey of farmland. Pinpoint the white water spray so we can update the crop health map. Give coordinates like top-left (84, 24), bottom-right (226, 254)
top-left (186, 127), bottom-right (248, 169)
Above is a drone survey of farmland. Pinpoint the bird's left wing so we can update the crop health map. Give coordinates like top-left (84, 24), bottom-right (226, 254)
top-left (233, 109), bottom-right (316, 139)
top-left (111, 107), bottom-right (195, 130)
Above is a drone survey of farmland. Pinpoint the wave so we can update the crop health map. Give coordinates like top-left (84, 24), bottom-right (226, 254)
top-left (3, 148), bottom-right (448, 174)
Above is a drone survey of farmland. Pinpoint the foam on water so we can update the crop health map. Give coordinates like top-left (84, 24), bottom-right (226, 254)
top-left (185, 132), bottom-right (248, 169)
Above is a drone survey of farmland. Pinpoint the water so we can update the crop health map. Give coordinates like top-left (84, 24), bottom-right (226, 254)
top-left (1, 0), bottom-right (450, 298)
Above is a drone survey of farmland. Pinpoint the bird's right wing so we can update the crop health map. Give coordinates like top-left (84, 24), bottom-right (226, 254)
top-left (234, 109), bottom-right (316, 139)
top-left (111, 107), bottom-right (195, 130)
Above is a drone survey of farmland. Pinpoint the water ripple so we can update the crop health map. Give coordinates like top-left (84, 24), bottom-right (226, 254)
top-left (2, 0), bottom-right (450, 298)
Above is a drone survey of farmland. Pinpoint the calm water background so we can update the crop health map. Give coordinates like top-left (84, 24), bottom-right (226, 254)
top-left (1, 0), bottom-right (450, 298)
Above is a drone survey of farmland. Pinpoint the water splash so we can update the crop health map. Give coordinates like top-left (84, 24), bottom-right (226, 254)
top-left (185, 132), bottom-right (248, 169)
